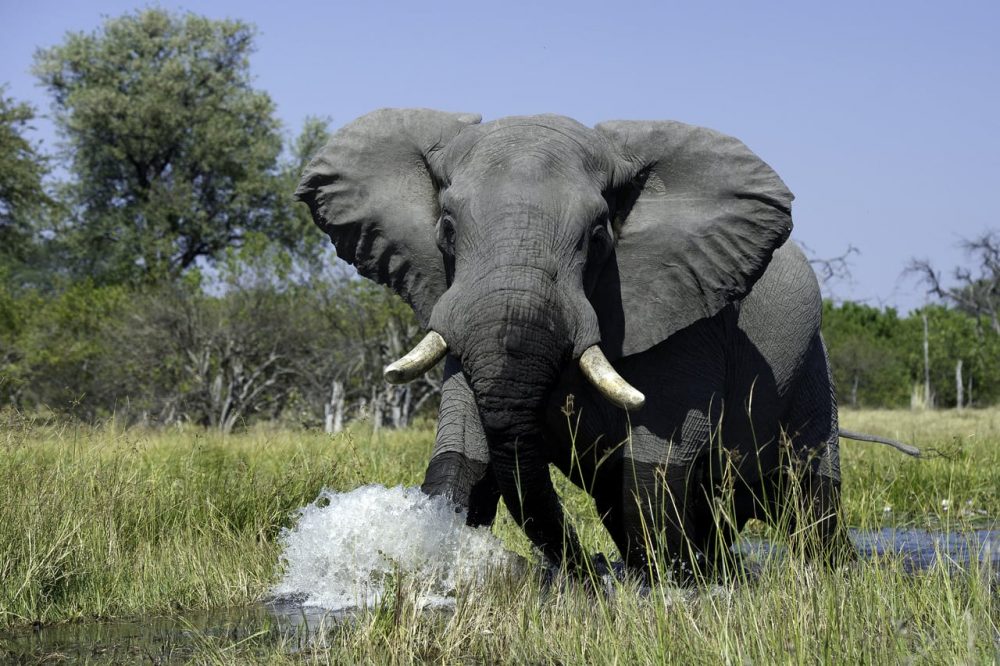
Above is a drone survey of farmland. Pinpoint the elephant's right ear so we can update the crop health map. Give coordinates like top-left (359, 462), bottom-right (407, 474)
top-left (593, 120), bottom-right (793, 359)
top-left (295, 108), bottom-right (481, 326)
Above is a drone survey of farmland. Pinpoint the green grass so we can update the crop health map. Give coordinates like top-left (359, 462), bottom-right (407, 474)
top-left (840, 408), bottom-right (1000, 529)
top-left (0, 414), bottom-right (432, 627)
top-left (1, 408), bottom-right (998, 663)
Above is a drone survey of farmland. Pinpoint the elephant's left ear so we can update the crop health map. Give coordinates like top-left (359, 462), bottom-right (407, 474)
top-left (592, 120), bottom-right (793, 359)
top-left (295, 109), bottom-right (481, 328)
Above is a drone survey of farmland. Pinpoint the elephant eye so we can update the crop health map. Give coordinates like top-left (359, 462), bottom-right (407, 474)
top-left (590, 217), bottom-right (612, 244)
top-left (583, 216), bottom-right (612, 296)
top-left (437, 214), bottom-right (457, 257)
top-left (587, 217), bottom-right (613, 262)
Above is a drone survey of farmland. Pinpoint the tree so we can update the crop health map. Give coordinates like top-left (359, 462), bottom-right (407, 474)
top-left (0, 87), bottom-right (49, 266)
top-left (801, 241), bottom-right (859, 301)
top-left (906, 230), bottom-right (1000, 407)
top-left (286, 116), bottom-right (331, 184)
top-left (908, 230), bottom-right (1000, 335)
top-left (822, 301), bottom-right (910, 407)
top-left (292, 264), bottom-right (441, 432)
top-left (101, 277), bottom-right (309, 431)
top-left (33, 9), bottom-right (304, 284)
top-left (0, 279), bottom-right (128, 416)
top-left (899, 305), bottom-right (999, 409)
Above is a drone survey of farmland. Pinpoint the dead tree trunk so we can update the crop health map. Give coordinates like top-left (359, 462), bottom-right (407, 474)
top-left (325, 379), bottom-right (345, 434)
top-left (922, 312), bottom-right (934, 408)
top-left (401, 384), bottom-right (412, 427)
top-left (371, 385), bottom-right (382, 432)
top-left (955, 359), bottom-right (963, 410)
top-left (386, 384), bottom-right (413, 429)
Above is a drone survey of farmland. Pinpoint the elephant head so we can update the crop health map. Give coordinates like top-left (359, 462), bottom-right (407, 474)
top-left (295, 109), bottom-right (792, 569)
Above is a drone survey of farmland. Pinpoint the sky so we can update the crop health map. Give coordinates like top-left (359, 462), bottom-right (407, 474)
top-left (1, 0), bottom-right (997, 312)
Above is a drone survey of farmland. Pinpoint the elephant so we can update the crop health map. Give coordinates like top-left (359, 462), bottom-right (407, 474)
top-left (295, 108), bottom-right (862, 581)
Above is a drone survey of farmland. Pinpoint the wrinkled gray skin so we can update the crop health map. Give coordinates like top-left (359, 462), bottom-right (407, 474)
top-left (296, 109), bottom-right (844, 579)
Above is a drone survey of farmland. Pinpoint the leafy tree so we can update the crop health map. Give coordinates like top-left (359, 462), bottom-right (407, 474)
top-left (33, 9), bottom-right (305, 284)
top-left (822, 301), bottom-right (910, 407)
top-left (823, 299), bottom-right (1000, 409)
top-left (287, 116), bottom-right (331, 181)
top-left (899, 305), bottom-right (999, 408)
top-left (0, 87), bottom-right (49, 267)
top-left (0, 270), bottom-right (32, 405)
top-left (0, 279), bottom-right (127, 416)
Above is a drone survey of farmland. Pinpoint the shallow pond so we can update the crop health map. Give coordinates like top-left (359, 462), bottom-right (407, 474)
top-left (3, 527), bottom-right (997, 662)
top-left (1, 603), bottom-right (344, 662)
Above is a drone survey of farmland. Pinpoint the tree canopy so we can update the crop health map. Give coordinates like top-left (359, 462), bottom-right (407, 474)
top-left (33, 9), bottom-right (310, 284)
top-left (0, 87), bottom-right (49, 266)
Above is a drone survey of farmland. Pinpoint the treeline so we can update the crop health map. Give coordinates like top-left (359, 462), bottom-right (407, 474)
top-left (823, 301), bottom-right (1000, 409)
top-left (6, 274), bottom-right (997, 424)
top-left (0, 255), bottom-right (438, 432)
top-left (1, 9), bottom-right (997, 432)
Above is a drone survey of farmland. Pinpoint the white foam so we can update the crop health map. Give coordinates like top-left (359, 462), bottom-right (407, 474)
top-left (271, 485), bottom-right (520, 611)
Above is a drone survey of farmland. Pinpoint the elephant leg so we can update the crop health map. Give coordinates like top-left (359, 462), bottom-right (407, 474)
top-left (622, 456), bottom-right (702, 582)
top-left (585, 450), bottom-right (630, 565)
top-left (423, 453), bottom-right (500, 527)
top-left (618, 409), bottom-right (725, 583)
top-left (776, 333), bottom-right (852, 564)
top-left (421, 355), bottom-right (500, 527)
top-left (542, 377), bottom-right (639, 579)
top-left (610, 316), bottom-right (728, 582)
top-left (792, 471), bottom-right (849, 564)
top-left (551, 385), bottom-right (710, 580)
top-left (685, 452), bottom-right (749, 576)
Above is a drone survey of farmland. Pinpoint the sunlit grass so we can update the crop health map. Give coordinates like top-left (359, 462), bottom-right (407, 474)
top-left (0, 414), bottom-right (432, 627)
top-left (840, 408), bottom-right (1000, 529)
top-left (1, 408), bottom-right (998, 662)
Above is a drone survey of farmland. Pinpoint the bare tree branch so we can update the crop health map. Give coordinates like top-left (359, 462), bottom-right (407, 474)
top-left (907, 230), bottom-right (1000, 334)
top-left (800, 241), bottom-right (859, 299)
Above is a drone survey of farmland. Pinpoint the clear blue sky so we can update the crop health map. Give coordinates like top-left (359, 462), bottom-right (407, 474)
top-left (2, 0), bottom-right (997, 312)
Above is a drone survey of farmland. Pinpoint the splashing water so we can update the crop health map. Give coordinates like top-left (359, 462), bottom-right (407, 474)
top-left (271, 485), bottom-right (521, 611)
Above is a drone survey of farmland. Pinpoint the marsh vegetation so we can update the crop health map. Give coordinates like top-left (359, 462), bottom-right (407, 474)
top-left (1, 408), bottom-right (997, 663)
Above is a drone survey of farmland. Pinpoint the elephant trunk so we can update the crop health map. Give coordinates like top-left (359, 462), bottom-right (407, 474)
top-left (452, 267), bottom-right (587, 568)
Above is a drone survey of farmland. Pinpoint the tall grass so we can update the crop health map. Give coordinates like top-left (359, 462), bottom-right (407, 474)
top-left (840, 408), bottom-right (1000, 529)
top-left (0, 413), bottom-right (432, 627)
top-left (1, 408), bottom-right (998, 663)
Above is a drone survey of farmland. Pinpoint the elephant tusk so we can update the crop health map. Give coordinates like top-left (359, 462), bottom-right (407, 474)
top-left (384, 331), bottom-right (449, 384)
top-left (579, 345), bottom-right (646, 411)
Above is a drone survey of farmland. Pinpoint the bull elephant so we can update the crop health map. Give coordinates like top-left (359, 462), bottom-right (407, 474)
top-left (295, 109), bottom-right (856, 580)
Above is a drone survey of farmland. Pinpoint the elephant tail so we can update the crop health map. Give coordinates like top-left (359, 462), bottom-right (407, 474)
top-left (839, 429), bottom-right (922, 458)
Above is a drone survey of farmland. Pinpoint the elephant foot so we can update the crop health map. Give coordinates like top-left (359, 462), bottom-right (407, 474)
top-left (539, 547), bottom-right (771, 598)
top-left (627, 542), bottom-right (754, 588)
top-left (696, 548), bottom-right (766, 586)
top-left (538, 552), bottom-right (634, 599)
